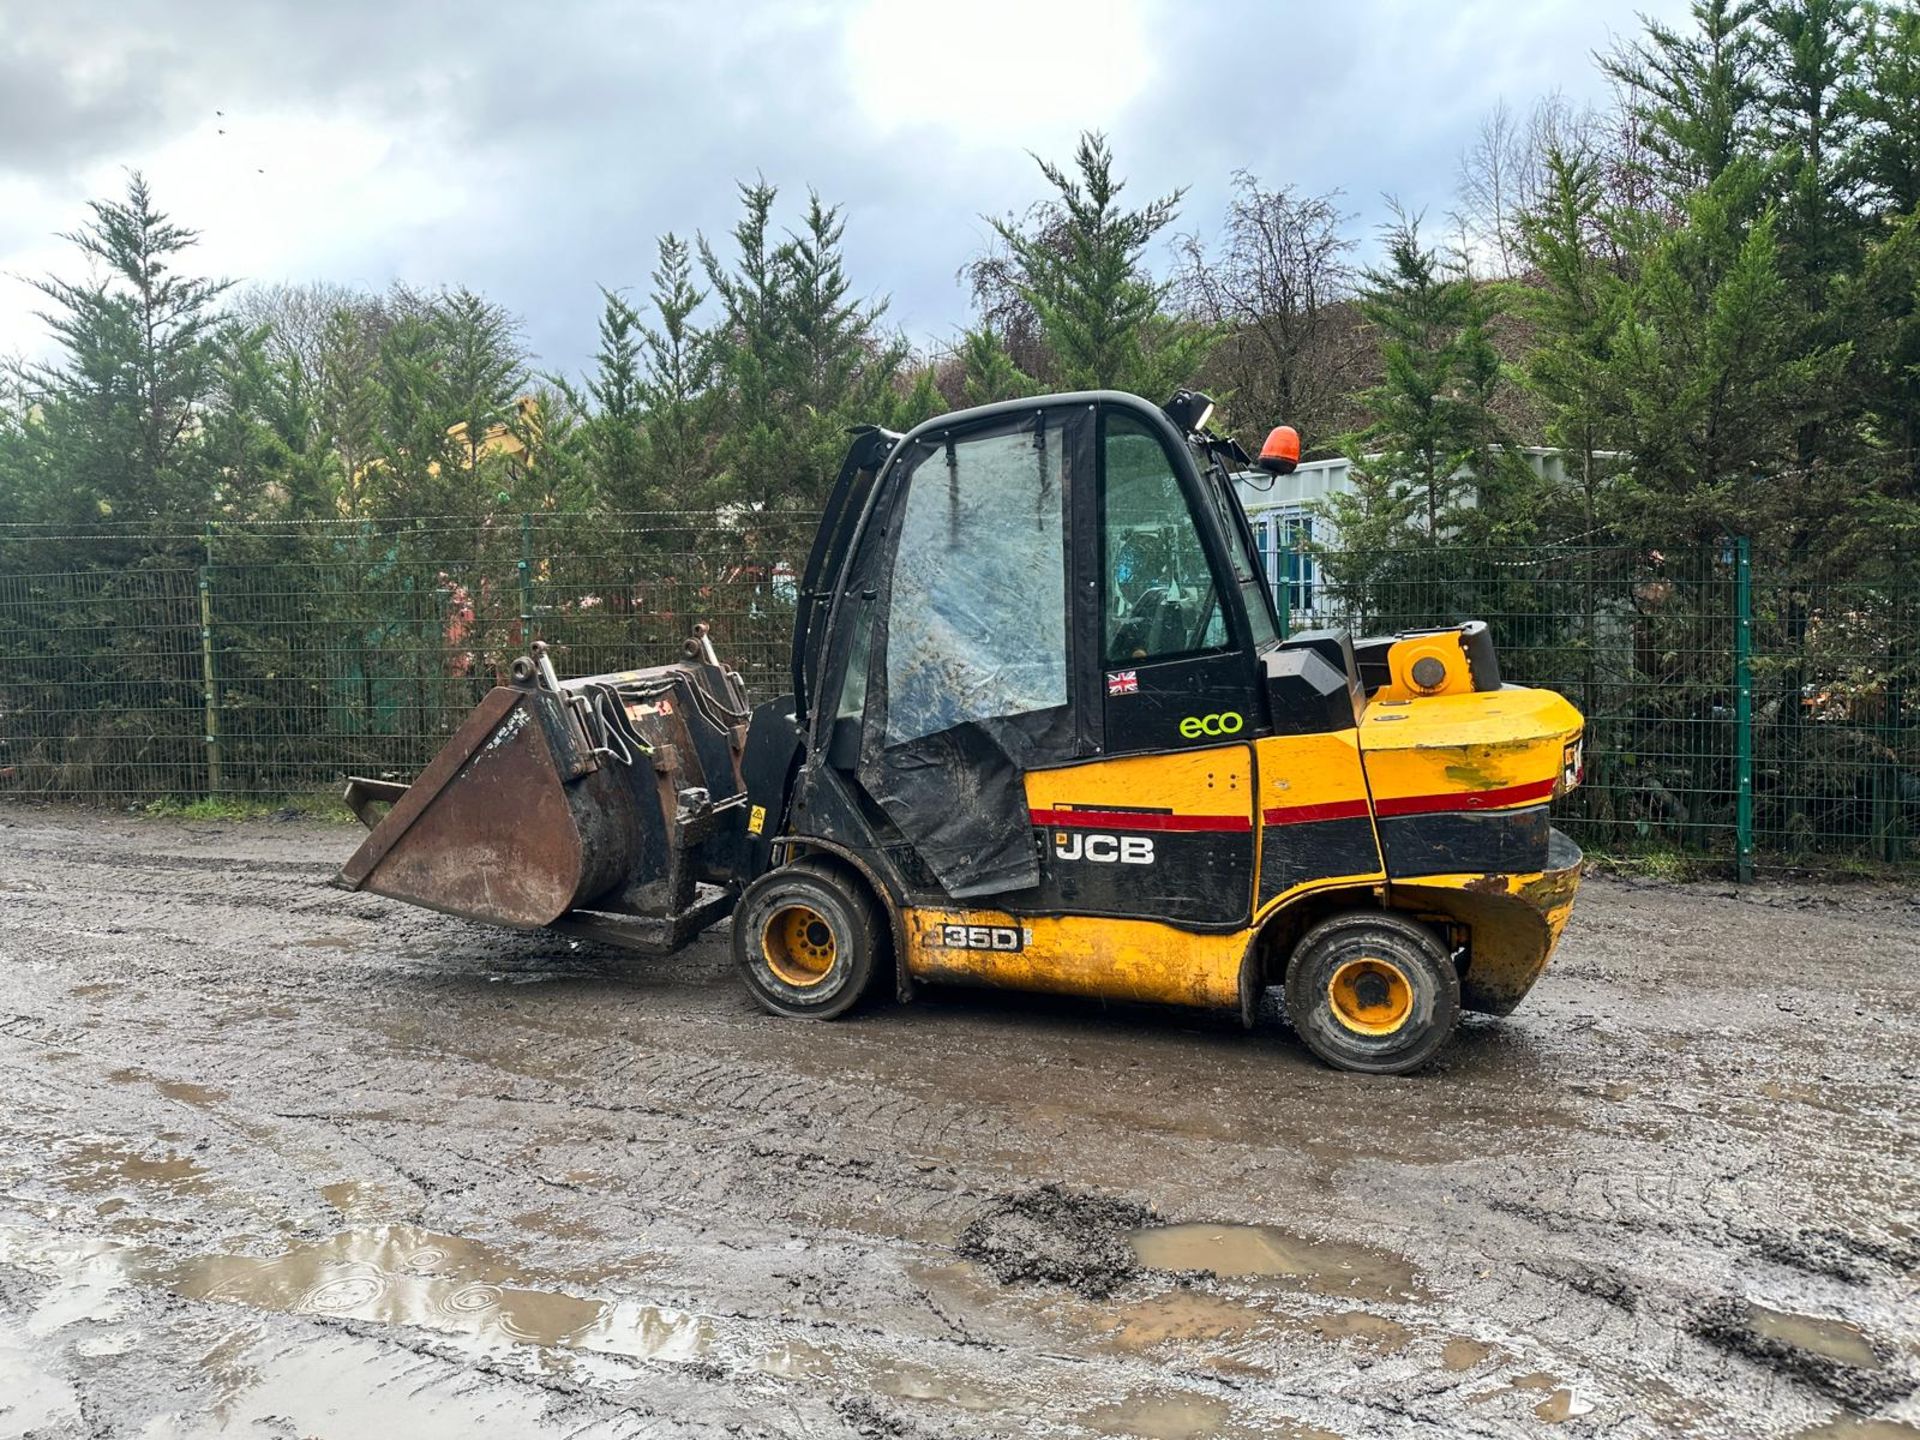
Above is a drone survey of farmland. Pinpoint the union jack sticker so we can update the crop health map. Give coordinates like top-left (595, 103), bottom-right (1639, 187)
top-left (1106, 669), bottom-right (1139, 696)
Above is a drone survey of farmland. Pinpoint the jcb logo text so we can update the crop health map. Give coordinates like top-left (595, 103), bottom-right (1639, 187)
top-left (1053, 832), bottom-right (1155, 864)
top-left (1179, 711), bottom-right (1244, 739)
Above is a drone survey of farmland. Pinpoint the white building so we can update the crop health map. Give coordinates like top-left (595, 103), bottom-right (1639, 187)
top-left (1233, 448), bottom-right (1581, 625)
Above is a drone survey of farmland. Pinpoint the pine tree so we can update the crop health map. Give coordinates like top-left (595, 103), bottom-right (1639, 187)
top-left (1605, 164), bottom-right (1847, 547)
top-left (1514, 147), bottom-right (1630, 533)
top-left (1328, 210), bottom-right (1521, 544)
top-left (1603, 0), bottom-right (1764, 199)
top-left (988, 132), bottom-right (1213, 399)
top-left (1850, 1), bottom-right (1920, 215)
top-left (1758, 0), bottom-right (1867, 289)
top-left (18, 172), bottom-right (230, 530)
top-left (958, 327), bottom-right (1036, 406)
top-left (585, 287), bottom-right (646, 509)
top-left (315, 302), bottom-right (385, 517)
top-left (701, 182), bottom-right (792, 511)
top-left (435, 288), bottom-right (526, 499)
top-left (637, 234), bottom-right (714, 510)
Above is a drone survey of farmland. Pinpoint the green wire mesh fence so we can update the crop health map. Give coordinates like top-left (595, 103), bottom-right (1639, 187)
top-left (0, 517), bottom-right (1913, 875)
top-left (1292, 540), bottom-right (1918, 873)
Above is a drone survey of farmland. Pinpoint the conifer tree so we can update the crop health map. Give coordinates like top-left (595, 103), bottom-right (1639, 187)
top-left (988, 132), bottom-right (1213, 399)
top-left (17, 172), bottom-right (230, 530)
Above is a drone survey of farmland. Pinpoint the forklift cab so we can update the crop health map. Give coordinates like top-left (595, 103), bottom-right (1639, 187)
top-left (791, 393), bottom-right (1280, 909)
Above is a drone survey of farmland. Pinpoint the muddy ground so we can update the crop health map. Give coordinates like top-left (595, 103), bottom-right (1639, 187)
top-left (0, 805), bottom-right (1915, 1440)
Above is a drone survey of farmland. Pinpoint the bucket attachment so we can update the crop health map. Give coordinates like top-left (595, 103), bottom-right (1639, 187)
top-left (336, 630), bottom-right (752, 951)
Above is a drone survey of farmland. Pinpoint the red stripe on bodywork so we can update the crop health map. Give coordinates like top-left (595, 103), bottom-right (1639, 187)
top-left (1029, 807), bottom-right (1253, 834)
top-left (1262, 798), bottom-right (1373, 826)
top-left (1371, 777), bottom-right (1556, 817)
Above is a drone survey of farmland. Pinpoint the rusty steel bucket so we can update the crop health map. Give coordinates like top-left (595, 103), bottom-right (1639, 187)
top-left (335, 635), bottom-right (753, 949)
top-left (335, 683), bottom-right (641, 930)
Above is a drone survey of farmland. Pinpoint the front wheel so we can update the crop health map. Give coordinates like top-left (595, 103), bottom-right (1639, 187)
top-left (1283, 911), bottom-right (1460, 1075)
top-left (733, 859), bottom-right (884, 1019)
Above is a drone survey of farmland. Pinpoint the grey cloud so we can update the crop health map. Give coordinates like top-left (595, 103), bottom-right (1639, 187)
top-left (1, 0), bottom-right (1693, 378)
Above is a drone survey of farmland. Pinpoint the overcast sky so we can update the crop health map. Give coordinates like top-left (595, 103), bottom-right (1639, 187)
top-left (1, 0), bottom-right (1691, 379)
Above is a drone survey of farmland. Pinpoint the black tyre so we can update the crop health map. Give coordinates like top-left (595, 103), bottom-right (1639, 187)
top-left (733, 858), bottom-right (884, 1019)
top-left (1282, 911), bottom-right (1460, 1075)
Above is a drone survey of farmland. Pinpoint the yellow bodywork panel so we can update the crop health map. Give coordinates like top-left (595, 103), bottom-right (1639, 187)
top-left (903, 908), bottom-right (1249, 1009)
top-left (892, 686), bottom-right (1585, 1021)
top-left (1025, 744), bottom-right (1253, 821)
top-left (1391, 854), bottom-right (1583, 1015)
top-left (1251, 731), bottom-right (1385, 914)
top-left (1253, 729), bottom-right (1374, 815)
top-left (1360, 686), bottom-right (1582, 814)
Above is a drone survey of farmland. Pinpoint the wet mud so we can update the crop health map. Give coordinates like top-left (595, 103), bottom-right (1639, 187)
top-left (1, 805), bottom-right (1917, 1438)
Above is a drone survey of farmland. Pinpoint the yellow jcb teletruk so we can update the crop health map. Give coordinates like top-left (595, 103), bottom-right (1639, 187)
top-left (336, 390), bottom-right (1586, 1074)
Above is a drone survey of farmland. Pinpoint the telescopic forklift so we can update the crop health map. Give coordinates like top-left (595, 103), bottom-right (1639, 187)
top-left (337, 390), bottom-right (1586, 1074)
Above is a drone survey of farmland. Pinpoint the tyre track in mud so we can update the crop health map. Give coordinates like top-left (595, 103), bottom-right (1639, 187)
top-left (1, 806), bottom-right (1917, 1438)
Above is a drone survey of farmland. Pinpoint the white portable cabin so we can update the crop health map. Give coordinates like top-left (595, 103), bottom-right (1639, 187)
top-left (1232, 448), bottom-right (1580, 629)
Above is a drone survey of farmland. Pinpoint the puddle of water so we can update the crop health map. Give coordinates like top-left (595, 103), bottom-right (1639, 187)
top-left (294, 934), bottom-right (358, 950)
top-left (1534, 1387), bottom-right (1596, 1423)
top-left (1083, 1392), bottom-right (1232, 1440)
top-left (163, 1225), bottom-right (714, 1364)
top-left (1748, 1303), bottom-right (1881, 1370)
top-left (104, 1070), bottom-right (227, 1107)
top-left (317, 1180), bottom-right (413, 1222)
top-left (1442, 1336), bottom-right (1495, 1371)
top-left (156, 1079), bottom-right (228, 1107)
top-left (868, 1360), bottom-right (1005, 1412)
top-left (0, 1221), bottom-right (712, 1369)
top-left (321, 1180), bottom-right (368, 1214)
top-left (1471, 1370), bottom-right (1567, 1404)
top-left (1128, 1224), bottom-right (1421, 1301)
top-left (56, 1138), bottom-right (209, 1196)
top-left (1794, 1422), bottom-right (1920, 1439)
top-left (510, 1206), bottom-right (609, 1243)
top-left (1109, 1291), bottom-right (1266, 1349)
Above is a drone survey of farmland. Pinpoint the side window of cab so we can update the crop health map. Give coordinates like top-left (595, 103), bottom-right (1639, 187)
top-left (1101, 412), bottom-right (1228, 664)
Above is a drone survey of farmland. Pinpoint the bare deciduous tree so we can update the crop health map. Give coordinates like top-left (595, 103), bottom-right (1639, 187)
top-left (1453, 93), bottom-right (1604, 276)
top-left (1177, 172), bottom-right (1357, 445)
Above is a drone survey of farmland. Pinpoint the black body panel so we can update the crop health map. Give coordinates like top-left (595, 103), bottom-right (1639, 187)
top-left (1379, 804), bottom-right (1551, 877)
top-left (1017, 824), bottom-right (1250, 926)
top-left (1259, 816), bottom-right (1383, 899)
top-left (1262, 630), bottom-right (1366, 736)
top-left (1101, 650), bottom-right (1261, 753)
top-left (733, 695), bottom-right (803, 882)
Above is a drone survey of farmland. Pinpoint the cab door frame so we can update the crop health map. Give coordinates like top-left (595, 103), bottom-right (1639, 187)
top-left (1070, 399), bottom-right (1271, 759)
top-left (1009, 395), bottom-right (1272, 931)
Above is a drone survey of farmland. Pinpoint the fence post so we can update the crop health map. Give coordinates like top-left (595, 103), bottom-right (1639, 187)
top-left (518, 512), bottom-right (536, 644)
top-left (1734, 535), bottom-right (1754, 882)
top-left (198, 565), bottom-right (223, 796)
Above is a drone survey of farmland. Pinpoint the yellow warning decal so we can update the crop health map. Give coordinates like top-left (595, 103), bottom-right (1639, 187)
top-left (747, 805), bottom-right (767, 835)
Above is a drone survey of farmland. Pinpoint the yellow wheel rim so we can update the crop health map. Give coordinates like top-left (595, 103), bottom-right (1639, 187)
top-left (1327, 956), bottom-right (1414, 1036)
top-left (763, 904), bottom-right (837, 988)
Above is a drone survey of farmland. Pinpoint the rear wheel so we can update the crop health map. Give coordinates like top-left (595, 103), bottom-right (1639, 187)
top-left (1282, 911), bottom-right (1459, 1075)
top-left (733, 859), bottom-right (884, 1019)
